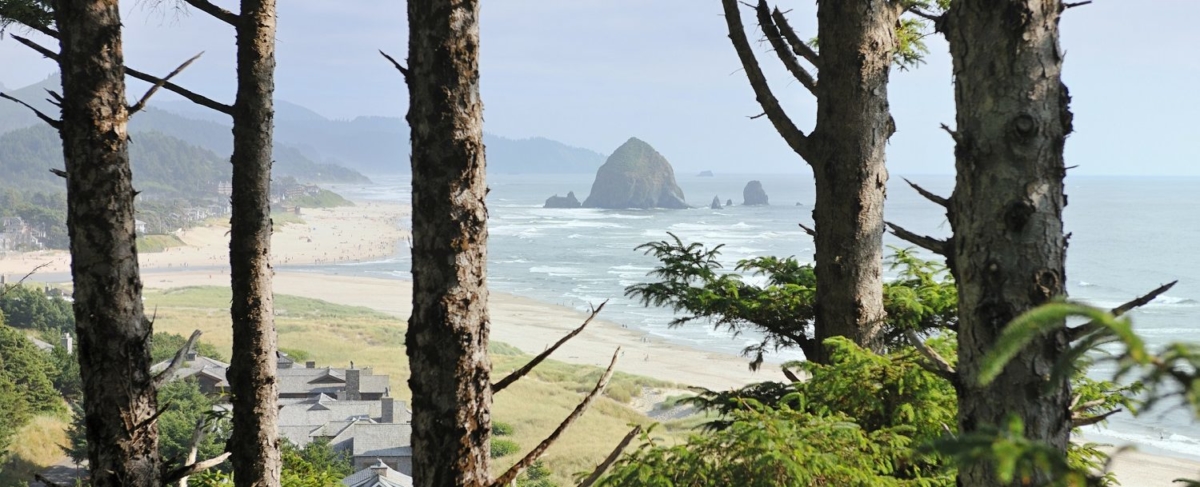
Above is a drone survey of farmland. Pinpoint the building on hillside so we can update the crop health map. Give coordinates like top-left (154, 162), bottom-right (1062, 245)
top-left (277, 364), bottom-right (390, 400)
top-left (135, 220), bottom-right (147, 234)
top-left (28, 333), bottom-right (73, 354)
top-left (149, 351), bottom-right (231, 395)
top-left (0, 217), bottom-right (45, 251)
top-left (277, 391), bottom-right (413, 474)
top-left (341, 459), bottom-right (413, 487)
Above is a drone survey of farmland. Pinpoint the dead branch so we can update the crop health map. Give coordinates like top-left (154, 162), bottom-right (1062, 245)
top-left (1067, 281), bottom-right (1178, 341)
top-left (491, 348), bottom-right (622, 487)
top-left (10, 35), bottom-right (232, 115)
top-left (782, 366), bottom-right (802, 383)
top-left (153, 330), bottom-right (203, 388)
top-left (721, 0), bottom-right (810, 158)
top-left (771, 7), bottom-right (819, 69)
top-left (0, 262), bottom-right (52, 298)
top-left (577, 424), bottom-right (644, 487)
top-left (162, 452), bottom-right (231, 485)
top-left (754, 0), bottom-right (816, 96)
top-left (33, 473), bottom-right (67, 487)
top-left (379, 50), bottom-right (410, 78)
top-left (0, 92), bottom-right (61, 129)
top-left (1064, 1), bottom-right (1093, 9)
top-left (885, 222), bottom-right (949, 256)
top-left (797, 223), bottom-right (815, 238)
top-left (748, 112), bottom-right (766, 120)
top-left (493, 301), bottom-right (608, 393)
top-left (903, 178), bottom-right (949, 208)
top-left (905, 5), bottom-right (947, 33)
top-left (181, 0), bottom-right (239, 26)
top-left (904, 330), bottom-right (956, 383)
top-left (170, 416), bottom-right (224, 487)
top-left (939, 123), bottom-right (961, 144)
top-left (1072, 408), bottom-right (1121, 428)
top-left (128, 52), bottom-right (205, 116)
top-left (49, 168), bottom-right (67, 179)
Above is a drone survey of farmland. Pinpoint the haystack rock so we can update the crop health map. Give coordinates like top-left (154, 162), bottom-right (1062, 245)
top-left (710, 196), bottom-right (722, 209)
top-left (742, 180), bottom-right (769, 206)
top-left (582, 137), bottom-right (687, 209)
top-left (698, 170), bottom-right (715, 177)
top-left (543, 191), bottom-right (581, 208)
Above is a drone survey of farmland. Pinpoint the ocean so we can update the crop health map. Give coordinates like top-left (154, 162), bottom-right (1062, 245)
top-left (320, 172), bottom-right (1200, 460)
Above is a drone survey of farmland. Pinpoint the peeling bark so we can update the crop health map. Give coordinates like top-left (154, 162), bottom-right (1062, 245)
top-left (55, 1), bottom-right (160, 485)
top-left (946, 0), bottom-right (1073, 484)
top-left (405, 0), bottom-right (492, 486)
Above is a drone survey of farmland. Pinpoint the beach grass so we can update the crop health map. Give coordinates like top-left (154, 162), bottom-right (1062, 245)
top-left (136, 234), bottom-right (186, 253)
top-left (0, 414), bottom-right (70, 485)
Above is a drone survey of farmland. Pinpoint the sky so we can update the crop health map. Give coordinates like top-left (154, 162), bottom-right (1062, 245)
top-left (1, 1), bottom-right (1197, 175)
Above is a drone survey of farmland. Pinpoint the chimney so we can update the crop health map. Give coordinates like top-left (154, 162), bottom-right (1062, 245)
top-left (370, 458), bottom-right (388, 476)
top-left (381, 397), bottom-right (395, 423)
top-left (306, 361), bottom-right (315, 369)
top-left (185, 349), bottom-right (198, 361)
top-left (345, 369), bottom-right (361, 401)
top-left (61, 333), bottom-right (73, 355)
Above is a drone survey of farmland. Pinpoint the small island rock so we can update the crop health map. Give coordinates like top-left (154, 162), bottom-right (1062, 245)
top-left (582, 137), bottom-right (688, 209)
top-left (698, 170), bottom-right (715, 177)
top-left (726, 199), bottom-right (733, 207)
top-left (544, 191), bottom-right (582, 208)
top-left (742, 180), bottom-right (769, 206)
top-left (711, 196), bottom-right (722, 209)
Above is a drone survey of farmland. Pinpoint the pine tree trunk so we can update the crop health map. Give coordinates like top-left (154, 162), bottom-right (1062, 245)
top-left (946, 1), bottom-right (1072, 485)
top-left (807, 0), bottom-right (895, 363)
top-left (55, 1), bottom-right (161, 485)
top-left (225, 0), bottom-right (282, 485)
top-left (405, 1), bottom-right (492, 486)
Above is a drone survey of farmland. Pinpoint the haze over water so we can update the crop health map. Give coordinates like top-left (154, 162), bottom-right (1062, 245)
top-left (316, 172), bottom-right (1200, 460)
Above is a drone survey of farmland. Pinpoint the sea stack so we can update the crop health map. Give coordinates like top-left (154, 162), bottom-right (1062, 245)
top-left (742, 180), bottom-right (769, 206)
top-left (710, 196), bottom-right (722, 209)
top-left (582, 137), bottom-right (687, 209)
top-left (543, 191), bottom-right (582, 208)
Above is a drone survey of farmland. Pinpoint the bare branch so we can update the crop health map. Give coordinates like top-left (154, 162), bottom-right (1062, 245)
top-left (33, 473), bottom-right (68, 487)
top-left (797, 222), bottom-right (815, 238)
top-left (181, 0), bottom-right (239, 26)
top-left (906, 6), bottom-right (945, 25)
top-left (721, 0), bottom-right (810, 158)
top-left (153, 330), bottom-right (203, 388)
top-left (782, 366), bottom-right (802, 383)
top-left (1067, 281), bottom-right (1178, 341)
top-left (1064, 1), bottom-right (1093, 9)
top-left (10, 35), bottom-right (232, 115)
top-left (754, 0), bottom-right (816, 96)
top-left (885, 222), bottom-right (949, 256)
top-left (49, 168), bottom-right (66, 179)
top-left (0, 92), bottom-right (61, 129)
top-left (939, 123), bottom-right (962, 144)
top-left (903, 178), bottom-right (949, 208)
top-left (162, 452), bottom-right (231, 485)
top-left (379, 50), bottom-right (410, 78)
top-left (1072, 408), bottom-right (1121, 428)
top-left (771, 7), bottom-right (819, 69)
top-left (128, 52), bottom-right (205, 116)
top-left (577, 425), bottom-right (644, 487)
top-left (167, 416), bottom-right (227, 486)
top-left (905, 330), bottom-right (956, 383)
top-left (0, 262), bottom-right (52, 298)
top-left (491, 348), bottom-right (621, 487)
top-left (748, 112), bottom-right (766, 120)
top-left (493, 301), bottom-right (607, 393)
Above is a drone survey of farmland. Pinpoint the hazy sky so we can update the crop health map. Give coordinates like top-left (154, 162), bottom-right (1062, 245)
top-left (1, 1), bottom-right (1196, 175)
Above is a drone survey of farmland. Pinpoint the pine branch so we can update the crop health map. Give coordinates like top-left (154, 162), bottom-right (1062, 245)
top-left (493, 301), bottom-right (608, 393)
top-left (903, 178), bottom-right (949, 208)
top-left (755, 0), bottom-right (816, 96)
top-left (181, 0), bottom-right (239, 26)
top-left (885, 222), bottom-right (949, 256)
top-left (721, 0), bottom-right (810, 159)
top-left (491, 348), bottom-right (621, 487)
top-left (153, 330), bottom-right (203, 388)
top-left (1072, 408), bottom-right (1121, 428)
top-left (577, 425), bottom-right (643, 487)
top-left (1067, 281), bottom-right (1178, 341)
top-left (0, 92), bottom-right (61, 129)
top-left (128, 52), bottom-right (205, 116)
top-left (770, 7), bottom-right (819, 69)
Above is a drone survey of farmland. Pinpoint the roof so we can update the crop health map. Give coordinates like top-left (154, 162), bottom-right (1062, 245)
top-left (149, 355), bottom-right (231, 388)
top-left (334, 423), bottom-right (413, 458)
top-left (28, 336), bottom-right (54, 352)
top-left (342, 460), bottom-right (413, 487)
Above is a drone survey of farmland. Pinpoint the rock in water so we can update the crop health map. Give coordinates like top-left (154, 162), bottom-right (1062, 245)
top-left (726, 199), bottom-right (733, 207)
top-left (698, 170), bottom-right (715, 177)
top-left (582, 137), bottom-right (688, 209)
top-left (710, 196), bottom-right (722, 209)
top-left (544, 191), bottom-right (582, 208)
top-left (742, 180), bottom-right (769, 206)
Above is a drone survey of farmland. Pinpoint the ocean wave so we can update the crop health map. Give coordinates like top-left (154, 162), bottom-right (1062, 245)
top-left (1089, 427), bottom-right (1200, 460)
top-left (528, 266), bottom-right (586, 277)
top-left (1153, 295), bottom-right (1198, 306)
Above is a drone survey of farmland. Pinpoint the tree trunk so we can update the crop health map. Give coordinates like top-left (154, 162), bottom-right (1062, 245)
top-left (946, 1), bottom-right (1072, 485)
top-left (55, 1), bottom-right (160, 485)
top-left (405, 1), bottom-right (492, 486)
top-left (807, 0), bottom-right (895, 363)
top-left (225, 0), bottom-right (282, 485)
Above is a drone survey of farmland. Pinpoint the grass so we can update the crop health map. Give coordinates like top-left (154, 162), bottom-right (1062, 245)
top-left (0, 414), bottom-right (69, 485)
top-left (271, 212), bottom-right (305, 227)
top-left (136, 234), bottom-right (186, 253)
top-left (144, 286), bottom-right (686, 484)
top-left (288, 189), bottom-right (353, 209)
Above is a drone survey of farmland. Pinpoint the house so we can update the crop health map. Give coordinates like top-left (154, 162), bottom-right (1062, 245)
top-left (277, 393), bottom-right (413, 474)
top-left (149, 351), bottom-right (231, 395)
top-left (341, 459), bottom-right (413, 487)
top-left (27, 333), bottom-right (72, 354)
top-left (277, 364), bottom-right (391, 400)
top-left (135, 220), bottom-right (147, 234)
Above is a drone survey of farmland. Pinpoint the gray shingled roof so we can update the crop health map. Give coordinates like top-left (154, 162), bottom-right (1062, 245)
top-left (342, 460), bottom-right (413, 487)
top-left (332, 423), bottom-right (413, 458)
top-left (149, 355), bottom-right (231, 387)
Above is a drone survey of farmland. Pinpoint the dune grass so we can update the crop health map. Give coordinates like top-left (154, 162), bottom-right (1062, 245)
top-left (136, 234), bottom-right (186, 253)
top-left (0, 414), bottom-right (70, 485)
top-left (143, 286), bottom-right (687, 484)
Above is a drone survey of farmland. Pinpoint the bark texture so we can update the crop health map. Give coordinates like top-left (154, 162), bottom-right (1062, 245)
top-left (225, 0), bottom-right (282, 485)
top-left (55, 1), bottom-right (160, 485)
top-left (405, 1), bottom-right (492, 486)
top-left (946, 1), bottom-right (1073, 485)
top-left (722, 0), bottom-right (896, 363)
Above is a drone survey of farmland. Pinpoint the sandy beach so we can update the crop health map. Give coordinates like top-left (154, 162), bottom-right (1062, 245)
top-left (0, 201), bottom-right (409, 278)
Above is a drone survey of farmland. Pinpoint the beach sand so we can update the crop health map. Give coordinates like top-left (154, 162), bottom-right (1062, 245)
top-left (0, 201), bottom-right (409, 277)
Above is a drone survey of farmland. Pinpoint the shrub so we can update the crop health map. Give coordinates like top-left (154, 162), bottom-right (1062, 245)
top-left (491, 439), bottom-right (520, 458)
